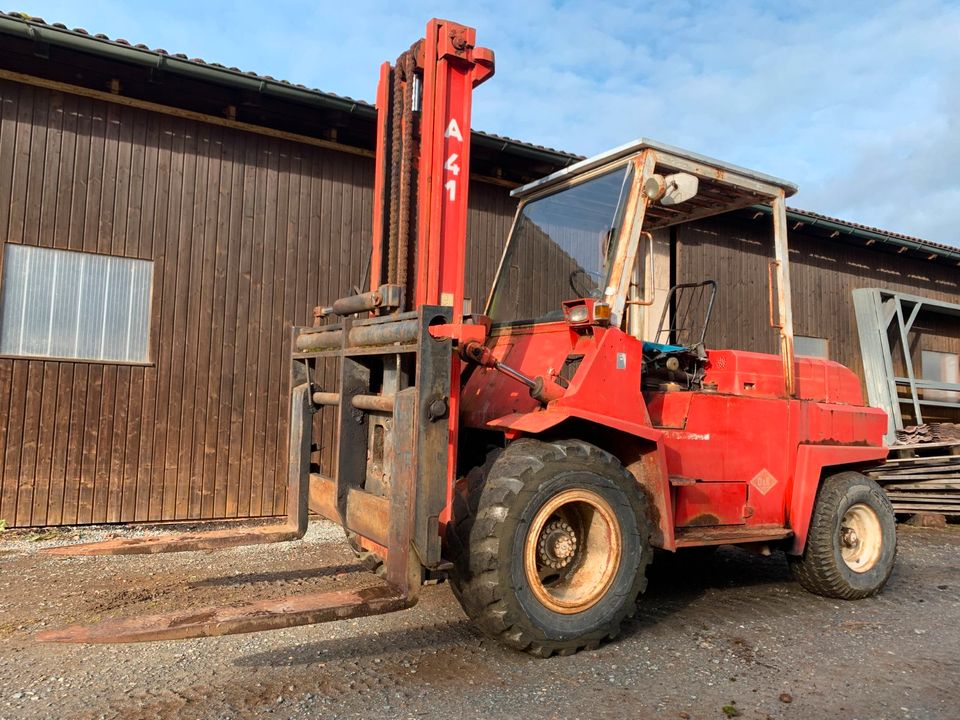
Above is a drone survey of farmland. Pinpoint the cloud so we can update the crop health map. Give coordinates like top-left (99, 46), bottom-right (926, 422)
top-left (802, 66), bottom-right (960, 244)
top-left (19, 0), bottom-right (960, 245)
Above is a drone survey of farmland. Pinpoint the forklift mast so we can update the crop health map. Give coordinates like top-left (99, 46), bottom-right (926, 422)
top-left (288, 18), bottom-right (495, 592)
top-left (362, 18), bottom-right (494, 538)
top-left (369, 20), bottom-right (494, 314)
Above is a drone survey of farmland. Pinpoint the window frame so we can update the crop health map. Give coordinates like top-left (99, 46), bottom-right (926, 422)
top-left (484, 161), bottom-right (636, 325)
top-left (0, 242), bottom-right (156, 366)
top-left (794, 334), bottom-right (830, 359)
top-left (920, 349), bottom-right (959, 403)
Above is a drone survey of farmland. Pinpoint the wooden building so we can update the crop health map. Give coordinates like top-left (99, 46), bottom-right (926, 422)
top-left (0, 13), bottom-right (957, 527)
top-left (677, 211), bottom-right (960, 383)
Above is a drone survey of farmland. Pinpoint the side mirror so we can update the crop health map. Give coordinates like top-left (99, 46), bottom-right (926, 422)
top-left (642, 172), bottom-right (699, 206)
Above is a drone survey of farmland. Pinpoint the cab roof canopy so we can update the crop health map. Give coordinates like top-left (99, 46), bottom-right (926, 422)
top-left (511, 138), bottom-right (799, 230)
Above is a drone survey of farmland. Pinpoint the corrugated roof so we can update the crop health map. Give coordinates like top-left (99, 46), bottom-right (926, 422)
top-left (740, 205), bottom-right (960, 263)
top-left (0, 10), bottom-right (368, 106)
top-left (786, 208), bottom-right (958, 257)
top-left (0, 10), bottom-right (579, 163)
top-left (1, 11), bottom-right (955, 261)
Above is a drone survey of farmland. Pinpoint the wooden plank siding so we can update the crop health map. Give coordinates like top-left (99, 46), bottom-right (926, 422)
top-left (0, 78), bottom-right (516, 527)
top-left (676, 214), bottom-right (960, 418)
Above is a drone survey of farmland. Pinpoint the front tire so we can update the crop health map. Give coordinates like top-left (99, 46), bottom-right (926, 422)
top-left (447, 438), bottom-right (652, 657)
top-left (789, 471), bottom-right (897, 599)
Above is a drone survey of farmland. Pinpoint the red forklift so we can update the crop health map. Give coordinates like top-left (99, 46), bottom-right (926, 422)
top-left (41, 19), bottom-right (895, 657)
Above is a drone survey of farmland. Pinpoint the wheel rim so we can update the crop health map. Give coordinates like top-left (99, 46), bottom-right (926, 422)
top-left (523, 488), bottom-right (622, 614)
top-left (839, 503), bottom-right (883, 573)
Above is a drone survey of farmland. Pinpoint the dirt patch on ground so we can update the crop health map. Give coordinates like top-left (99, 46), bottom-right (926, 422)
top-left (1, 521), bottom-right (959, 719)
top-left (89, 586), bottom-right (174, 614)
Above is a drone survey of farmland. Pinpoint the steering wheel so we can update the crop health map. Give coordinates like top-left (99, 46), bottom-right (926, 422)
top-left (568, 268), bottom-right (598, 298)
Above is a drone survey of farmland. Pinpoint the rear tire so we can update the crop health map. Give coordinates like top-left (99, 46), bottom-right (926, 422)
top-left (789, 471), bottom-right (896, 599)
top-left (447, 438), bottom-right (652, 657)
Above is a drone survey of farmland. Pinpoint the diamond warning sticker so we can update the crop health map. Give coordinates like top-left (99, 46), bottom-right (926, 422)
top-left (750, 468), bottom-right (778, 495)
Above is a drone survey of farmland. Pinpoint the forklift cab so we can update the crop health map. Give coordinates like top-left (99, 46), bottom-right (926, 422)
top-left (485, 138), bottom-right (799, 397)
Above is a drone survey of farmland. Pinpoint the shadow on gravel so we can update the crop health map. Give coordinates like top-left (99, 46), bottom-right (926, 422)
top-left (233, 618), bottom-right (476, 668)
top-left (189, 564), bottom-right (360, 589)
top-left (647, 546), bottom-right (791, 597)
top-left (622, 546), bottom-right (798, 638)
top-left (232, 548), bottom-right (801, 668)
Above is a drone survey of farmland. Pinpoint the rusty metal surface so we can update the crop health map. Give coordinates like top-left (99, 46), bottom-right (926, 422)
top-left (674, 524), bottom-right (793, 547)
top-left (36, 584), bottom-right (416, 644)
top-left (352, 393), bottom-right (396, 413)
top-left (409, 305), bottom-right (455, 568)
top-left (295, 327), bottom-right (343, 351)
top-left (331, 285), bottom-right (404, 316)
top-left (385, 387), bottom-right (421, 591)
top-left (387, 62), bottom-right (401, 284)
top-left (334, 321), bottom-right (372, 522)
top-left (510, 138), bottom-right (797, 201)
top-left (347, 318), bottom-right (420, 347)
top-left (397, 50), bottom-right (417, 305)
top-left (607, 152), bottom-right (651, 327)
top-left (369, 62), bottom-right (391, 292)
top-left (299, 305), bottom-right (450, 591)
top-left (771, 193), bottom-right (796, 397)
top-left (308, 474), bottom-right (342, 523)
top-left (286, 379), bottom-right (312, 537)
top-left (41, 525), bottom-right (303, 556)
top-left (345, 488), bottom-right (391, 547)
top-left (332, 289), bottom-right (383, 316)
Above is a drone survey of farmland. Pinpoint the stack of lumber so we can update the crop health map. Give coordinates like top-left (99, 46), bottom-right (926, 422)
top-left (867, 440), bottom-right (960, 516)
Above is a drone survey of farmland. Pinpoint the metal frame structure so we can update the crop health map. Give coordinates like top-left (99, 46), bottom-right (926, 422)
top-left (655, 280), bottom-right (718, 348)
top-left (854, 288), bottom-right (960, 443)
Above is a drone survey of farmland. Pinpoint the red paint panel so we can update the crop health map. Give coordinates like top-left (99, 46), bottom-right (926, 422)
top-left (461, 322), bottom-right (575, 428)
top-left (646, 392), bottom-right (693, 429)
top-left (704, 350), bottom-right (864, 405)
top-left (674, 482), bottom-right (747, 527)
top-left (788, 444), bottom-right (889, 554)
top-left (409, 19), bottom-right (494, 527)
top-left (415, 20), bottom-right (494, 317)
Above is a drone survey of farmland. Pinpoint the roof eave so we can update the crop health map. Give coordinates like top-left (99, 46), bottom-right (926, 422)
top-left (511, 137), bottom-right (798, 199)
top-left (750, 206), bottom-right (960, 264)
top-left (0, 13), bottom-right (372, 114)
top-left (0, 13), bottom-right (579, 169)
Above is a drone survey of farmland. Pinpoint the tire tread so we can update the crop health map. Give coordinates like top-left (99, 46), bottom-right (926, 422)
top-left (448, 439), bottom-right (652, 657)
top-left (789, 471), bottom-right (896, 600)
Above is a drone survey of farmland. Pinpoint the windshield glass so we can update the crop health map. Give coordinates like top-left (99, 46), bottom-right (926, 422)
top-left (486, 164), bottom-right (633, 324)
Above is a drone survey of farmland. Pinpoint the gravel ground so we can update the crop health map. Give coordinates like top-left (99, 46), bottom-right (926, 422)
top-left (1, 520), bottom-right (958, 720)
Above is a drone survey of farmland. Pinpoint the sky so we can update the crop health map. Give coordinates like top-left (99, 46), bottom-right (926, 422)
top-left (15, 0), bottom-right (960, 247)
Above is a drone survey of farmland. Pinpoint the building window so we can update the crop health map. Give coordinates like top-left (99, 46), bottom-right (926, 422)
top-left (795, 335), bottom-right (829, 359)
top-left (0, 245), bottom-right (153, 363)
top-left (921, 350), bottom-right (959, 403)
